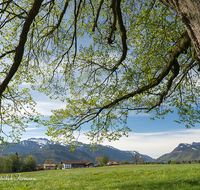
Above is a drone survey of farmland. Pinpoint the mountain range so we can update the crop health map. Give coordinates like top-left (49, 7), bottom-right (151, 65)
top-left (155, 142), bottom-right (200, 162)
top-left (0, 138), bottom-right (154, 164)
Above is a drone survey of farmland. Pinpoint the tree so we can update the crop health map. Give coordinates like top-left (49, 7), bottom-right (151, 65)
top-left (57, 163), bottom-right (63, 170)
top-left (3, 156), bottom-right (12, 172)
top-left (25, 155), bottom-right (37, 171)
top-left (44, 158), bottom-right (55, 164)
top-left (95, 156), bottom-right (103, 166)
top-left (3, 153), bottom-right (23, 172)
top-left (101, 155), bottom-right (108, 165)
top-left (131, 151), bottom-right (140, 165)
top-left (1, 153), bottom-right (36, 172)
top-left (0, 155), bottom-right (4, 173)
top-left (139, 156), bottom-right (146, 165)
top-left (9, 153), bottom-right (23, 172)
top-left (1, 0), bottom-right (200, 147)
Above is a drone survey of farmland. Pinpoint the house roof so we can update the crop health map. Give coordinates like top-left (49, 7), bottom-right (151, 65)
top-left (43, 164), bottom-right (55, 167)
top-left (108, 161), bottom-right (119, 165)
top-left (61, 160), bottom-right (91, 165)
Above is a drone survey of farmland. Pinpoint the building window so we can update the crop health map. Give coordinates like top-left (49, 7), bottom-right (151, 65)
top-left (64, 164), bottom-right (71, 169)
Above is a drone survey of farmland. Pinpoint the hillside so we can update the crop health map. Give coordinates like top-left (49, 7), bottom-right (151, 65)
top-left (156, 142), bottom-right (200, 162)
top-left (21, 144), bottom-right (95, 164)
top-left (75, 142), bottom-right (153, 162)
top-left (0, 138), bottom-right (154, 164)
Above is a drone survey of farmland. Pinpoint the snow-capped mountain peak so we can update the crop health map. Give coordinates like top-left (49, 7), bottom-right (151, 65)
top-left (26, 138), bottom-right (53, 146)
top-left (173, 142), bottom-right (200, 152)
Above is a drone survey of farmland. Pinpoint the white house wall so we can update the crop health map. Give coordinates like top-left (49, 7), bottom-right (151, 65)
top-left (63, 164), bottom-right (72, 169)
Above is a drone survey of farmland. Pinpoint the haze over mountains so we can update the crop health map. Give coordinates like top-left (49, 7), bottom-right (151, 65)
top-left (0, 138), bottom-right (154, 164)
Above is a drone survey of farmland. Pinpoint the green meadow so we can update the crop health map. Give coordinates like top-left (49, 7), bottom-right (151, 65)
top-left (1, 164), bottom-right (200, 190)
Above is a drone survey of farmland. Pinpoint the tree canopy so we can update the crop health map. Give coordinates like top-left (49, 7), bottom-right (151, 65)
top-left (0, 0), bottom-right (200, 147)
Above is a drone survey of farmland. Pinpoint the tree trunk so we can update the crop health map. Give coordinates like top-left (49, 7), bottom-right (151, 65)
top-left (159, 0), bottom-right (200, 59)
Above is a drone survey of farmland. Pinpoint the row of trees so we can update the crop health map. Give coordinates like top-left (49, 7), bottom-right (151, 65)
top-left (168, 160), bottom-right (200, 164)
top-left (0, 153), bottom-right (36, 173)
top-left (95, 151), bottom-right (147, 166)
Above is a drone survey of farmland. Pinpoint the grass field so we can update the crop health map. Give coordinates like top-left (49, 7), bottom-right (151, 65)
top-left (1, 164), bottom-right (200, 189)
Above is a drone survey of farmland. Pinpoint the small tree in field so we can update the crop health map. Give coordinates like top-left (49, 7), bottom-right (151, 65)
top-left (139, 156), bottom-right (146, 164)
top-left (101, 155), bottom-right (108, 165)
top-left (95, 156), bottom-right (103, 166)
top-left (131, 151), bottom-right (140, 165)
top-left (57, 163), bottom-right (63, 170)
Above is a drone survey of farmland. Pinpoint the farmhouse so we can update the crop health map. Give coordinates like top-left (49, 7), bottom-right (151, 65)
top-left (43, 164), bottom-right (55, 170)
top-left (36, 165), bottom-right (44, 170)
top-left (61, 160), bottom-right (93, 169)
top-left (107, 161), bottom-right (119, 165)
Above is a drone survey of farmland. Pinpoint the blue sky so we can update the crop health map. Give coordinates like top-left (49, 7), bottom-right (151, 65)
top-left (15, 89), bottom-right (200, 159)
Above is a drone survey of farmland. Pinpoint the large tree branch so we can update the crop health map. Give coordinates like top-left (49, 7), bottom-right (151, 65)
top-left (159, 0), bottom-right (200, 59)
top-left (41, 0), bottom-right (69, 38)
top-left (92, 0), bottom-right (104, 32)
top-left (101, 32), bottom-right (191, 110)
top-left (107, 0), bottom-right (117, 44)
top-left (0, 0), bottom-right (44, 97)
top-left (114, 0), bottom-right (127, 70)
top-left (91, 0), bottom-right (127, 72)
top-left (70, 31), bottom-right (191, 128)
top-left (0, 49), bottom-right (15, 59)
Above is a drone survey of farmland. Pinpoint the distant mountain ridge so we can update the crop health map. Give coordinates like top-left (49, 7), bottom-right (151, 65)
top-left (0, 138), bottom-right (55, 154)
top-left (173, 142), bottom-right (200, 152)
top-left (0, 138), bottom-right (154, 164)
top-left (21, 144), bottom-right (95, 164)
top-left (156, 142), bottom-right (200, 162)
top-left (74, 141), bottom-right (153, 163)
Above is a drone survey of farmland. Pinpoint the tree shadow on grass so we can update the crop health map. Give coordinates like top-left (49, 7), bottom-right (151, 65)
top-left (107, 178), bottom-right (200, 190)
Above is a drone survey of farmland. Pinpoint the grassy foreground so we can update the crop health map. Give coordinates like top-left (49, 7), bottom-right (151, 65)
top-left (1, 164), bottom-right (200, 189)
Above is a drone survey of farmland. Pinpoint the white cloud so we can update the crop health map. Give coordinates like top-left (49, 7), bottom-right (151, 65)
top-left (35, 100), bottom-right (65, 116)
top-left (21, 135), bottom-right (51, 141)
top-left (25, 127), bottom-right (39, 131)
top-left (98, 129), bottom-right (200, 159)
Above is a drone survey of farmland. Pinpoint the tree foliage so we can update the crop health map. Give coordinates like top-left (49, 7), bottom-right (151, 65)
top-left (95, 156), bottom-right (103, 166)
top-left (0, 0), bottom-right (200, 146)
top-left (25, 155), bottom-right (37, 171)
top-left (0, 155), bottom-right (4, 172)
top-left (44, 158), bottom-right (55, 164)
top-left (101, 155), bottom-right (108, 165)
top-left (139, 156), bottom-right (146, 165)
top-left (0, 153), bottom-right (36, 173)
top-left (57, 163), bottom-right (63, 170)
